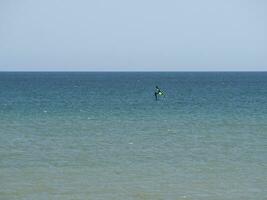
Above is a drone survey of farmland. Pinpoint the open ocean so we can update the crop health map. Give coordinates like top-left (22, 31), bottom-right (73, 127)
top-left (0, 72), bottom-right (266, 200)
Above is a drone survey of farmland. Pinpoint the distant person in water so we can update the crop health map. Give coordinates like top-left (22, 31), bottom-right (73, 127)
top-left (154, 86), bottom-right (164, 101)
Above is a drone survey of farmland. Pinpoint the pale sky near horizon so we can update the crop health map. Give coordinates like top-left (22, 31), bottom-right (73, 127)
top-left (0, 0), bottom-right (266, 71)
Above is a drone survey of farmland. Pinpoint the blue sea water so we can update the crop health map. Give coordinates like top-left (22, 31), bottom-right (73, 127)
top-left (0, 72), bottom-right (266, 200)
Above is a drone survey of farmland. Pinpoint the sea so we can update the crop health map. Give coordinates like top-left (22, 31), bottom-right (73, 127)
top-left (0, 72), bottom-right (266, 200)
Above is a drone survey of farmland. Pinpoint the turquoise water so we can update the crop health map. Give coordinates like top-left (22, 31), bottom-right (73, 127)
top-left (0, 72), bottom-right (266, 200)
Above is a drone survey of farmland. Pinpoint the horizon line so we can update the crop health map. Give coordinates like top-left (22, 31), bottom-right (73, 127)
top-left (0, 70), bottom-right (267, 73)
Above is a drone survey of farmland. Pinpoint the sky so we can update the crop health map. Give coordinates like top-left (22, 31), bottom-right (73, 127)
top-left (0, 0), bottom-right (266, 71)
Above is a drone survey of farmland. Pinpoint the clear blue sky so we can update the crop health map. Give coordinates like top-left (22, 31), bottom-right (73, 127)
top-left (0, 0), bottom-right (266, 71)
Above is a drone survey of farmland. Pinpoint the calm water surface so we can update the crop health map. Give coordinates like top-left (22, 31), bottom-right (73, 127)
top-left (0, 72), bottom-right (266, 200)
